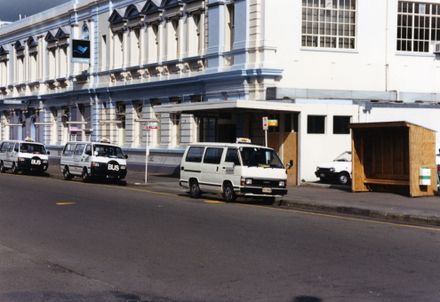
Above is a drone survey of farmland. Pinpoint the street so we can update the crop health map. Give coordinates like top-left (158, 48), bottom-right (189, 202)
top-left (1, 172), bottom-right (440, 302)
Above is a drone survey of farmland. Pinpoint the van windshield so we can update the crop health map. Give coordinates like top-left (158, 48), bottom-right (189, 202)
top-left (20, 143), bottom-right (46, 155)
top-left (239, 147), bottom-right (284, 169)
top-left (94, 144), bottom-right (125, 159)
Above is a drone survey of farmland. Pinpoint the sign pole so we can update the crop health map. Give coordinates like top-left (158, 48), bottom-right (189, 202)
top-left (262, 116), bottom-right (269, 147)
top-left (145, 128), bottom-right (149, 184)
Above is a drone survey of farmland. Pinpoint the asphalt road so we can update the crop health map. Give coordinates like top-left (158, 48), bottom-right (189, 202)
top-left (1, 172), bottom-right (440, 302)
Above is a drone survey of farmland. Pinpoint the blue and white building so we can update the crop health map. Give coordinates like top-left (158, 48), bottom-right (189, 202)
top-left (1, 0), bottom-right (440, 183)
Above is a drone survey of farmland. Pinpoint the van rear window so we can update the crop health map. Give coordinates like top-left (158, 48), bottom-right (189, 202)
top-left (186, 147), bottom-right (204, 163)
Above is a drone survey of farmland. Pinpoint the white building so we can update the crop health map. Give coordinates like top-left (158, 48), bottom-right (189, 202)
top-left (0, 0), bottom-right (440, 183)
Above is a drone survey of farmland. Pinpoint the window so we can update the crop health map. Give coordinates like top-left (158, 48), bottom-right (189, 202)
top-left (186, 147), bottom-right (204, 162)
top-left (307, 115), bottom-right (326, 134)
top-left (333, 116), bottom-right (351, 134)
top-left (397, 1), bottom-right (440, 52)
top-left (7, 143), bottom-right (14, 152)
top-left (62, 143), bottom-right (75, 156)
top-left (74, 144), bottom-right (85, 156)
top-left (203, 147), bottom-right (224, 164)
top-left (225, 148), bottom-right (241, 165)
top-left (225, 3), bottom-right (235, 51)
top-left (0, 142), bottom-right (8, 152)
top-left (302, 0), bottom-right (356, 49)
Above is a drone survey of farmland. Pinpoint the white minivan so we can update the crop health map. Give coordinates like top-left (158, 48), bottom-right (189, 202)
top-left (60, 141), bottom-right (128, 182)
top-left (179, 142), bottom-right (288, 201)
top-left (0, 139), bottom-right (50, 174)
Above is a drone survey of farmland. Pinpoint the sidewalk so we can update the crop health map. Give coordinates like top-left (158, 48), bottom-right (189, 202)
top-left (137, 176), bottom-right (440, 227)
top-left (279, 183), bottom-right (440, 227)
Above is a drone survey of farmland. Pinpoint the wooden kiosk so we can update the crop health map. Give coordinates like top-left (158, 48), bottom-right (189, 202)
top-left (350, 121), bottom-right (436, 197)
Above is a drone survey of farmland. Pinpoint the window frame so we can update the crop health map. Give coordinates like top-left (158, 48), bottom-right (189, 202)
top-left (307, 115), bottom-right (326, 134)
top-left (301, 0), bottom-right (357, 50)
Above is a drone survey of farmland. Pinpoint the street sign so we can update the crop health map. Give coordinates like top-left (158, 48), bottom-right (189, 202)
top-left (144, 125), bottom-right (158, 130)
top-left (262, 116), bottom-right (268, 131)
top-left (268, 119), bottom-right (278, 127)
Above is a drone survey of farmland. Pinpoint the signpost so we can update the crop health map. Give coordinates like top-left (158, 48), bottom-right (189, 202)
top-left (262, 116), bottom-right (278, 147)
top-left (262, 116), bottom-right (268, 147)
top-left (135, 118), bottom-right (159, 184)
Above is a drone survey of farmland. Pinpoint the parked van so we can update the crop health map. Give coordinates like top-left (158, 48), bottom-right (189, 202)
top-left (60, 141), bottom-right (128, 182)
top-left (0, 139), bottom-right (49, 174)
top-left (179, 141), bottom-right (288, 201)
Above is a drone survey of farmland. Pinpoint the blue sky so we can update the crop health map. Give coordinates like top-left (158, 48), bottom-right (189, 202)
top-left (0, 0), bottom-right (69, 21)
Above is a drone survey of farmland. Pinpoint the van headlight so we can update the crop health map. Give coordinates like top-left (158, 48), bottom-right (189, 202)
top-left (329, 168), bottom-right (335, 172)
top-left (91, 162), bottom-right (101, 167)
top-left (279, 181), bottom-right (286, 187)
top-left (18, 157), bottom-right (26, 162)
top-left (120, 165), bottom-right (126, 170)
top-left (245, 178), bottom-right (253, 185)
top-left (42, 160), bottom-right (48, 164)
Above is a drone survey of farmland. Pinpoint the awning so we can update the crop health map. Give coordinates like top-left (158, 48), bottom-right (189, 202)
top-left (153, 100), bottom-right (303, 114)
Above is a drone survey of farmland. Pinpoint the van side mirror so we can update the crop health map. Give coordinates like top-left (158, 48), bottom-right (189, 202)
top-left (93, 151), bottom-right (99, 156)
top-left (286, 160), bottom-right (294, 170)
top-left (47, 151), bottom-right (50, 155)
top-left (124, 154), bottom-right (128, 159)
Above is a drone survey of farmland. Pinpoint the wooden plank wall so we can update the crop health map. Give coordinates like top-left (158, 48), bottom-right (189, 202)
top-left (409, 125), bottom-right (436, 197)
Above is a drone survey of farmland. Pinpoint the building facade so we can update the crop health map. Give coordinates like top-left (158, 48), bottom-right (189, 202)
top-left (1, 0), bottom-right (440, 182)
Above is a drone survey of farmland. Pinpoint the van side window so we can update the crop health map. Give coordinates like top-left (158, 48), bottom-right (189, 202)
top-left (85, 144), bottom-right (92, 155)
top-left (74, 144), bottom-right (86, 156)
top-left (186, 147), bottom-right (204, 163)
top-left (0, 142), bottom-right (8, 153)
top-left (14, 143), bottom-right (19, 152)
top-left (203, 148), bottom-right (224, 164)
top-left (63, 144), bottom-right (75, 156)
top-left (7, 143), bottom-right (14, 152)
top-left (225, 148), bottom-right (240, 165)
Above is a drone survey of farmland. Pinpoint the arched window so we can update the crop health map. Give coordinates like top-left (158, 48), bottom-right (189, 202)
top-left (82, 23), bottom-right (89, 40)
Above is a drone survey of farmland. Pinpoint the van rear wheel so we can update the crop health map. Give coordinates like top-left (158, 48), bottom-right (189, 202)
top-left (81, 168), bottom-right (90, 182)
top-left (11, 163), bottom-right (18, 174)
top-left (63, 167), bottom-right (72, 180)
top-left (223, 182), bottom-right (236, 202)
top-left (189, 180), bottom-right (201, 198)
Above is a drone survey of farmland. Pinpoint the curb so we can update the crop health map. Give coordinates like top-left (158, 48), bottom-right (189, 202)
top-left (279, 199), bottom-right (440, 228)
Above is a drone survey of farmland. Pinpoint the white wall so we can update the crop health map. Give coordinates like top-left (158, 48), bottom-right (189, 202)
top-left (265, 0), bottom-right (440, 94)
top-left (297, 102), bottom-right (358, 181)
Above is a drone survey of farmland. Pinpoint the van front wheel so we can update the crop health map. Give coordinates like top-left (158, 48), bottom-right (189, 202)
top-left (189, 180), bottom-right (201, 198)
top-left (223, 183), bottom-right (236, 202)
top-left (63, 167), bottom-right (73, 180)
top-left (0, 161), bottom-right (5, 173)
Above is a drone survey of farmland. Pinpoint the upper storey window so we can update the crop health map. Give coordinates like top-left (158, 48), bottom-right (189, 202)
top-left (301, 0), bottom-right (356, 49)
top-left (397, 1), bottom-right (440, 52)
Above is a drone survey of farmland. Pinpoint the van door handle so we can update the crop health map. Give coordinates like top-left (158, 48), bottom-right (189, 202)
top-left (216, 166), bottom-right (219, 172)
top-left (181, 166), bottom-right (184, 171)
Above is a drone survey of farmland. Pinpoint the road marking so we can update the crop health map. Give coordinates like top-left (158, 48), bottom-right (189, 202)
top-left (56, 202), bottom-right (76, 206)
top-left (204, 199), bottom-right (225, 204)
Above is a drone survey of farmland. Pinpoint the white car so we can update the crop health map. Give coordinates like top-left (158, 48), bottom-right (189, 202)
top-left (315, 151), bottom-right (352, 185)
top-left (0, 139), bottom-right (49, 174)
top-left (180, 142), bottom-right (288, 202)
top-left (60, 141), bottom-right (128, 182)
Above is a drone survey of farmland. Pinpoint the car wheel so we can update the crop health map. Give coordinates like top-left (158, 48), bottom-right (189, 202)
top-left (338, 172), bottom-right (351, 185)
top-left (11, 163), bottom-right (18, 174)
top-left (223, 182), bottom-right (236, 202)
top-left (189, 179), bottom-right (201, 198)
top-left (0, 161), bottom-right (5, 173)
top-left (81, 168), bottom-right (90, 182)
top-left (63, 167), bottom-right (72, 180)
